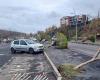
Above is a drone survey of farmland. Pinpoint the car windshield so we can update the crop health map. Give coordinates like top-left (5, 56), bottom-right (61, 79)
top-left (25, 40), bottom-right (37, 44)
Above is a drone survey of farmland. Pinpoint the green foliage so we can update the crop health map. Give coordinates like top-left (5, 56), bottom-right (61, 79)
top-left (89, 35), bottom-right (95, 43)
top-left (56, 32), bottom-right (68, 49)
top-left (35, 32), bottom-right (51, 41)
top-left (44, 34), bottom-right (51, 41)
top-left (58, 64), bottom-right (79, 80)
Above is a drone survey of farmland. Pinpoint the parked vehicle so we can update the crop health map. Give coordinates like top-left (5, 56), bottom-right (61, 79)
top-left (10, 39), bottom-right (44, 54)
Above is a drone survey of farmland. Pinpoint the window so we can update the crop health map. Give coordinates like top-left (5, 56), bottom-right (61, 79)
top-left (20, 40), bottom-right (27, 45)
top-left (25, 39), bottom-right (36, 44)
top-left (14, 40), bottom-right (19, 45)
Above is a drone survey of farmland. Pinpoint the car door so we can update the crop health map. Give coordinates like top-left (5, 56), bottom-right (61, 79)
top-left (20, 40), bottom-right (28, 51)
top-left (13, 40), bottom-right (20, 50)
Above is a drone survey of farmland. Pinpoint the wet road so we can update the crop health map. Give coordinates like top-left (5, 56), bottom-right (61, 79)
top-left (45, 42), bottom-right (100, 80)
top-left (0, 43), bottom-right (11, 67)
top-left (68, 42), bottom-right (100, 57)
top-left (0, 43), bottom-right (56, 80)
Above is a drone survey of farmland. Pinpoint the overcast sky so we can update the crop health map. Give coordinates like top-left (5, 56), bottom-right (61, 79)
top-left (0, 0), bottom-right (100, 33)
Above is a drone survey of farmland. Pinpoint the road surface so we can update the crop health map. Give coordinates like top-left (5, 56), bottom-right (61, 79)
top-left (0, 43), bottom-right (56, 80)
top-left (68, 42), bottom-right (100, 57)
top-left (45, 42), bottom-right (100, 80)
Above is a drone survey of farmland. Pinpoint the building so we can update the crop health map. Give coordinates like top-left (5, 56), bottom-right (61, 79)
top-left (60, 15), bottom-right (88, 27)
top-left (60, 16), bottom-right (72, 26)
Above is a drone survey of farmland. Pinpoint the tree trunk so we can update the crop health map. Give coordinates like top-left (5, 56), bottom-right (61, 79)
top-left (74, 48), bottom-right (100, 70)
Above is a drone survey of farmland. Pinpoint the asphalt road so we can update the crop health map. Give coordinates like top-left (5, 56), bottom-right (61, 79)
top-left (1, 42), bottom-right (100, 80)
top-left (0, 43), bottom-right (11, 67)
top-left (45, 42), bottom-right (100, 80)
top-left (0, 43), bottom-right (56, 80)
top-left (46, 42), bottom-right (100, 66)
top-left (68, 42), bottom-right (100, 57)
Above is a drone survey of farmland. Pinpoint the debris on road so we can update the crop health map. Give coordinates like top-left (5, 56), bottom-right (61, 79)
top-left (74, 48), bottom-right (100, 70)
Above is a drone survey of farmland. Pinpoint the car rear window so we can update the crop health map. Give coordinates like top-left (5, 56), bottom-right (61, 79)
top-left (14, 40), bottom-right (19, 45)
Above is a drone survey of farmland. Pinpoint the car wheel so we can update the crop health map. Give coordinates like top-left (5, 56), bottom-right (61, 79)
top-left (11, 48), bottom-right (16, 54)
top-left (41, 51), bottom-right (44, 54)
top-left (29, 48), bottom-right (34, 54)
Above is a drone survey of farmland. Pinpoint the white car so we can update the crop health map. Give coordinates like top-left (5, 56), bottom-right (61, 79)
top-left (10, 39), bottom-right (44, 54)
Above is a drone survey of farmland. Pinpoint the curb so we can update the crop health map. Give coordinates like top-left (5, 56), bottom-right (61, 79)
top-left (72, 42), bottom-right (100, 46)
top-left (44, 52), bottom-right (62, 80)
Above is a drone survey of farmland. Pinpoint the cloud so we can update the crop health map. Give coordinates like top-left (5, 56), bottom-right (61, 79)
top-left (0, 7), bottom-right (61, 33)
top-left (62, 0), bottom-right (100, 15)
top-left (0, 0), bottom-right (99, 33)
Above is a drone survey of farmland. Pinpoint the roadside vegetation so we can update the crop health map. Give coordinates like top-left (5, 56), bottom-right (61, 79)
top-left (56, 32), bottom-right (68, 49)
top-left (34, 17), bottom-right (100, 44)
top-left (89, 35), bottom-right (96, 43)
top-left (58, 64), bottom-right (80, 80)
top-left (32, 16), bottom-right (100, 80)
top-left (81, 18), bottom-right (100, 42)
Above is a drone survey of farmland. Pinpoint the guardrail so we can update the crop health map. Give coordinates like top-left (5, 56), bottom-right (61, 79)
top-left (44, 52), bottom-right (62, 80)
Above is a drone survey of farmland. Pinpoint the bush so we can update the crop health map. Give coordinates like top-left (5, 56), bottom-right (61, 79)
top-left (58, 64), bottom-right (79, 80)
top-left (36, 33), bottom-right (51, 41)
top-left (56, 32), bottom-right (68, 49)
top-left (89, 35), bottom-right (95, 43)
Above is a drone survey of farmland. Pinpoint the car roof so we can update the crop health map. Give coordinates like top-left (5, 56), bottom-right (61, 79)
top-left (13, 39), bottom-right (29, 41)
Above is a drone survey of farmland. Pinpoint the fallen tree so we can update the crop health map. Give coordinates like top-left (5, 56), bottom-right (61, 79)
top-left (74, 48), bottom-right (100, 70)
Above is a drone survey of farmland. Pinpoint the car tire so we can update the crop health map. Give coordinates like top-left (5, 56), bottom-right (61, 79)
top-left (29, 48), bottom-right (35, 54)
top-left (41, 51), bottom-right (44, 53)
top-left (11, 48), bottom-right (16, 54)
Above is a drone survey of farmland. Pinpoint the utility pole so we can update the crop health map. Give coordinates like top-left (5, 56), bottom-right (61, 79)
top-left (73, 9), bottom-right (78, 41)
top-left (70, 9), bottom-right (78, 41)
top-left (75, 17), bottom-right (78, 41)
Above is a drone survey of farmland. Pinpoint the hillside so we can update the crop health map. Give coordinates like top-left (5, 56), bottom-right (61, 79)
top-left (0, 29), bottom-right (27, 39)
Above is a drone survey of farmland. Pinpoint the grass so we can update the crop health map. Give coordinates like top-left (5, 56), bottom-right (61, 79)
top-left (58, 64), bottom-right (80, 80)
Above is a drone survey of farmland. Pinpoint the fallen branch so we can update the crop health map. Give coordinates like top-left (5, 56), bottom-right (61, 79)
top-left (74, 48), bottom-right (100, 70)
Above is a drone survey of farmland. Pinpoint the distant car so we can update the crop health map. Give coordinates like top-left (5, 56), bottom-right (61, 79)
top-left (51, 41), bottom-right (56, 46)
top-left (10, 39), bottom-right (44, 54)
